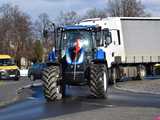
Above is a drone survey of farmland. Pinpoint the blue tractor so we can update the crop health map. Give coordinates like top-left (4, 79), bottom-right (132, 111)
top-left (42, 25), bottom-right (112, 101)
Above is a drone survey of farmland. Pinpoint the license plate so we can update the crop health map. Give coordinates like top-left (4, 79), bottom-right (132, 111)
top-left (10, 75), bottom-right (15, 77)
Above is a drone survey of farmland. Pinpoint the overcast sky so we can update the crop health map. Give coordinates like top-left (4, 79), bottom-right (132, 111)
top-left (0, 0), bottom-right (160, 21)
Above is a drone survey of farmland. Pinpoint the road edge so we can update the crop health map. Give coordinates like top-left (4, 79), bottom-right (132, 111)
top-left (17, 82), bottom-right (43, 94)
top-left (114, 84), bottom-right (160, 95)
top-left (0, 82), bottom-right (43, 108)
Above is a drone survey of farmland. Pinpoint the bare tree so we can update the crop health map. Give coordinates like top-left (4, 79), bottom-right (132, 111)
top-left (0, 4), bottom-right (33, 67)
top-left (57, 11), bottom-right (80, 25)
top-left (107, 0), bottom-right (149, 17)
top-left (84, 8), bottom-right (108, 19)
top-left (34, 13), bottom-right (51, 39)
top-left (33, 40), bottom-right (44, 63)
top-left (33, 13), bottom-right (55, 61)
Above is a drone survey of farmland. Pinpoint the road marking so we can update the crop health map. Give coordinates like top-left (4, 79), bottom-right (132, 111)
top-left (81, 101), bottom-right (114, 108)
top-left (17, 82), bottom-right (43, 93)
top-left (27, 97), bottom-right (36, 100)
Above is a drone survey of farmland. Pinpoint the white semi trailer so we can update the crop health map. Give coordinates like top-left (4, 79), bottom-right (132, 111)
top-left (80, 17), bottom-right (160, 82)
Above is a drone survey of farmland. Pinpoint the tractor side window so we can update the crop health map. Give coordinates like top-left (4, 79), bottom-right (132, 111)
top-left (95, 31), bottom-right (102, 46)
top-left (62, 33), bottom-right (67, 50)
top-left (57, 29), bottom-right (62, 50)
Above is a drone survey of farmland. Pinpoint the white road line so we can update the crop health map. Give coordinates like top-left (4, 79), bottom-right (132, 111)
top-left (81, 101), bottom-right (115, 108)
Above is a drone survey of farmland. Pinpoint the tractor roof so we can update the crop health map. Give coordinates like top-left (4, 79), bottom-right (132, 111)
top-left (61, 25), bottom-right (100, 31)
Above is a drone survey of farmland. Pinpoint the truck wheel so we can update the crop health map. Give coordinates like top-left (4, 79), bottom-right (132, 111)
top-left (137, 65), bottom-right (146, 80)
top-left (112, 68), bottom-right (117, 84)
top-left (108, 68), bottom-right (114, 85)
top-left (138, 69), bottom-right (146, 80)
top-left (42, 66), bottom-right (62, 101)
top-left (90, 64), bottom-right (108, 98)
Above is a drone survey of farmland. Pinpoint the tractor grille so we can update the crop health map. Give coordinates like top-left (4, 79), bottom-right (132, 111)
top-left (64, 72), bottom-right (84, 81)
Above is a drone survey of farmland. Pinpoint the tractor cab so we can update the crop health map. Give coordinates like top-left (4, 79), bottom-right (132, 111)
top-left (59, 26), bottom-right (95, 64)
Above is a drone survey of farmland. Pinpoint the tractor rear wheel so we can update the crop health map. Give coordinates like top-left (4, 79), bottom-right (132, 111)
top-left (42, 66), bottom-right (62, 101)
top-left (90, 64), bottom-right (108, 98)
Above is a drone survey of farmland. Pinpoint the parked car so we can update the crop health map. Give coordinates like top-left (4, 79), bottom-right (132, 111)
top-left (28, 63), bottom-right (47, 81)
top-left (0, 54), bottom-right (20, 81)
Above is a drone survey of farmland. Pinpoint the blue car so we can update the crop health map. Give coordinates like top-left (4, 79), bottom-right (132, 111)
top-left (28, 63), bottom-right (47, 81)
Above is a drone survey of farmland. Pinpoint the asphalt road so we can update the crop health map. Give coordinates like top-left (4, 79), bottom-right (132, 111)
top-left (0, 77), bottom-right (40, 106)
top-left (0, 85), bottom-right (160, 120)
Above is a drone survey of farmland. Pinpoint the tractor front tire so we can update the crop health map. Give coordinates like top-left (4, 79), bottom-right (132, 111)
top-left (90, 64), bottom-right (108, 98)
top-left (42, 66), bottom-right (62, 101)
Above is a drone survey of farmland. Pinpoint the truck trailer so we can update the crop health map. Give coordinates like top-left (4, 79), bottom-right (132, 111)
top-left (80, 17), bottom-right (160, 82)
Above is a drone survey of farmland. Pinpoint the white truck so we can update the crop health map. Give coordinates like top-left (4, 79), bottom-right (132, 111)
top-left (79, 17), bottom-right (160, 82)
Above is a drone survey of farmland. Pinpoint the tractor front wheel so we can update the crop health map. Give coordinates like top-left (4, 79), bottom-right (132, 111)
top-left (42, 66), bottom-right (63, 101)
top-left (90, 64), bottom-right (108, 98)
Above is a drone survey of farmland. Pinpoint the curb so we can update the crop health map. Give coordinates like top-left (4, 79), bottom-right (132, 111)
top-left (0, 97), bottom-right (18, 108)
top-left (0, 82), bottom-right (43, 108)
top-left (17, 82), bottom-right (43, 93)
top-left (114, 85), bottom-right (160, 95)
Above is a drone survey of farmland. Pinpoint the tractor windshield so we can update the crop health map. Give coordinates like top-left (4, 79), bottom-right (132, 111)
top-left (62, 30), bottom-right (93, 52)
